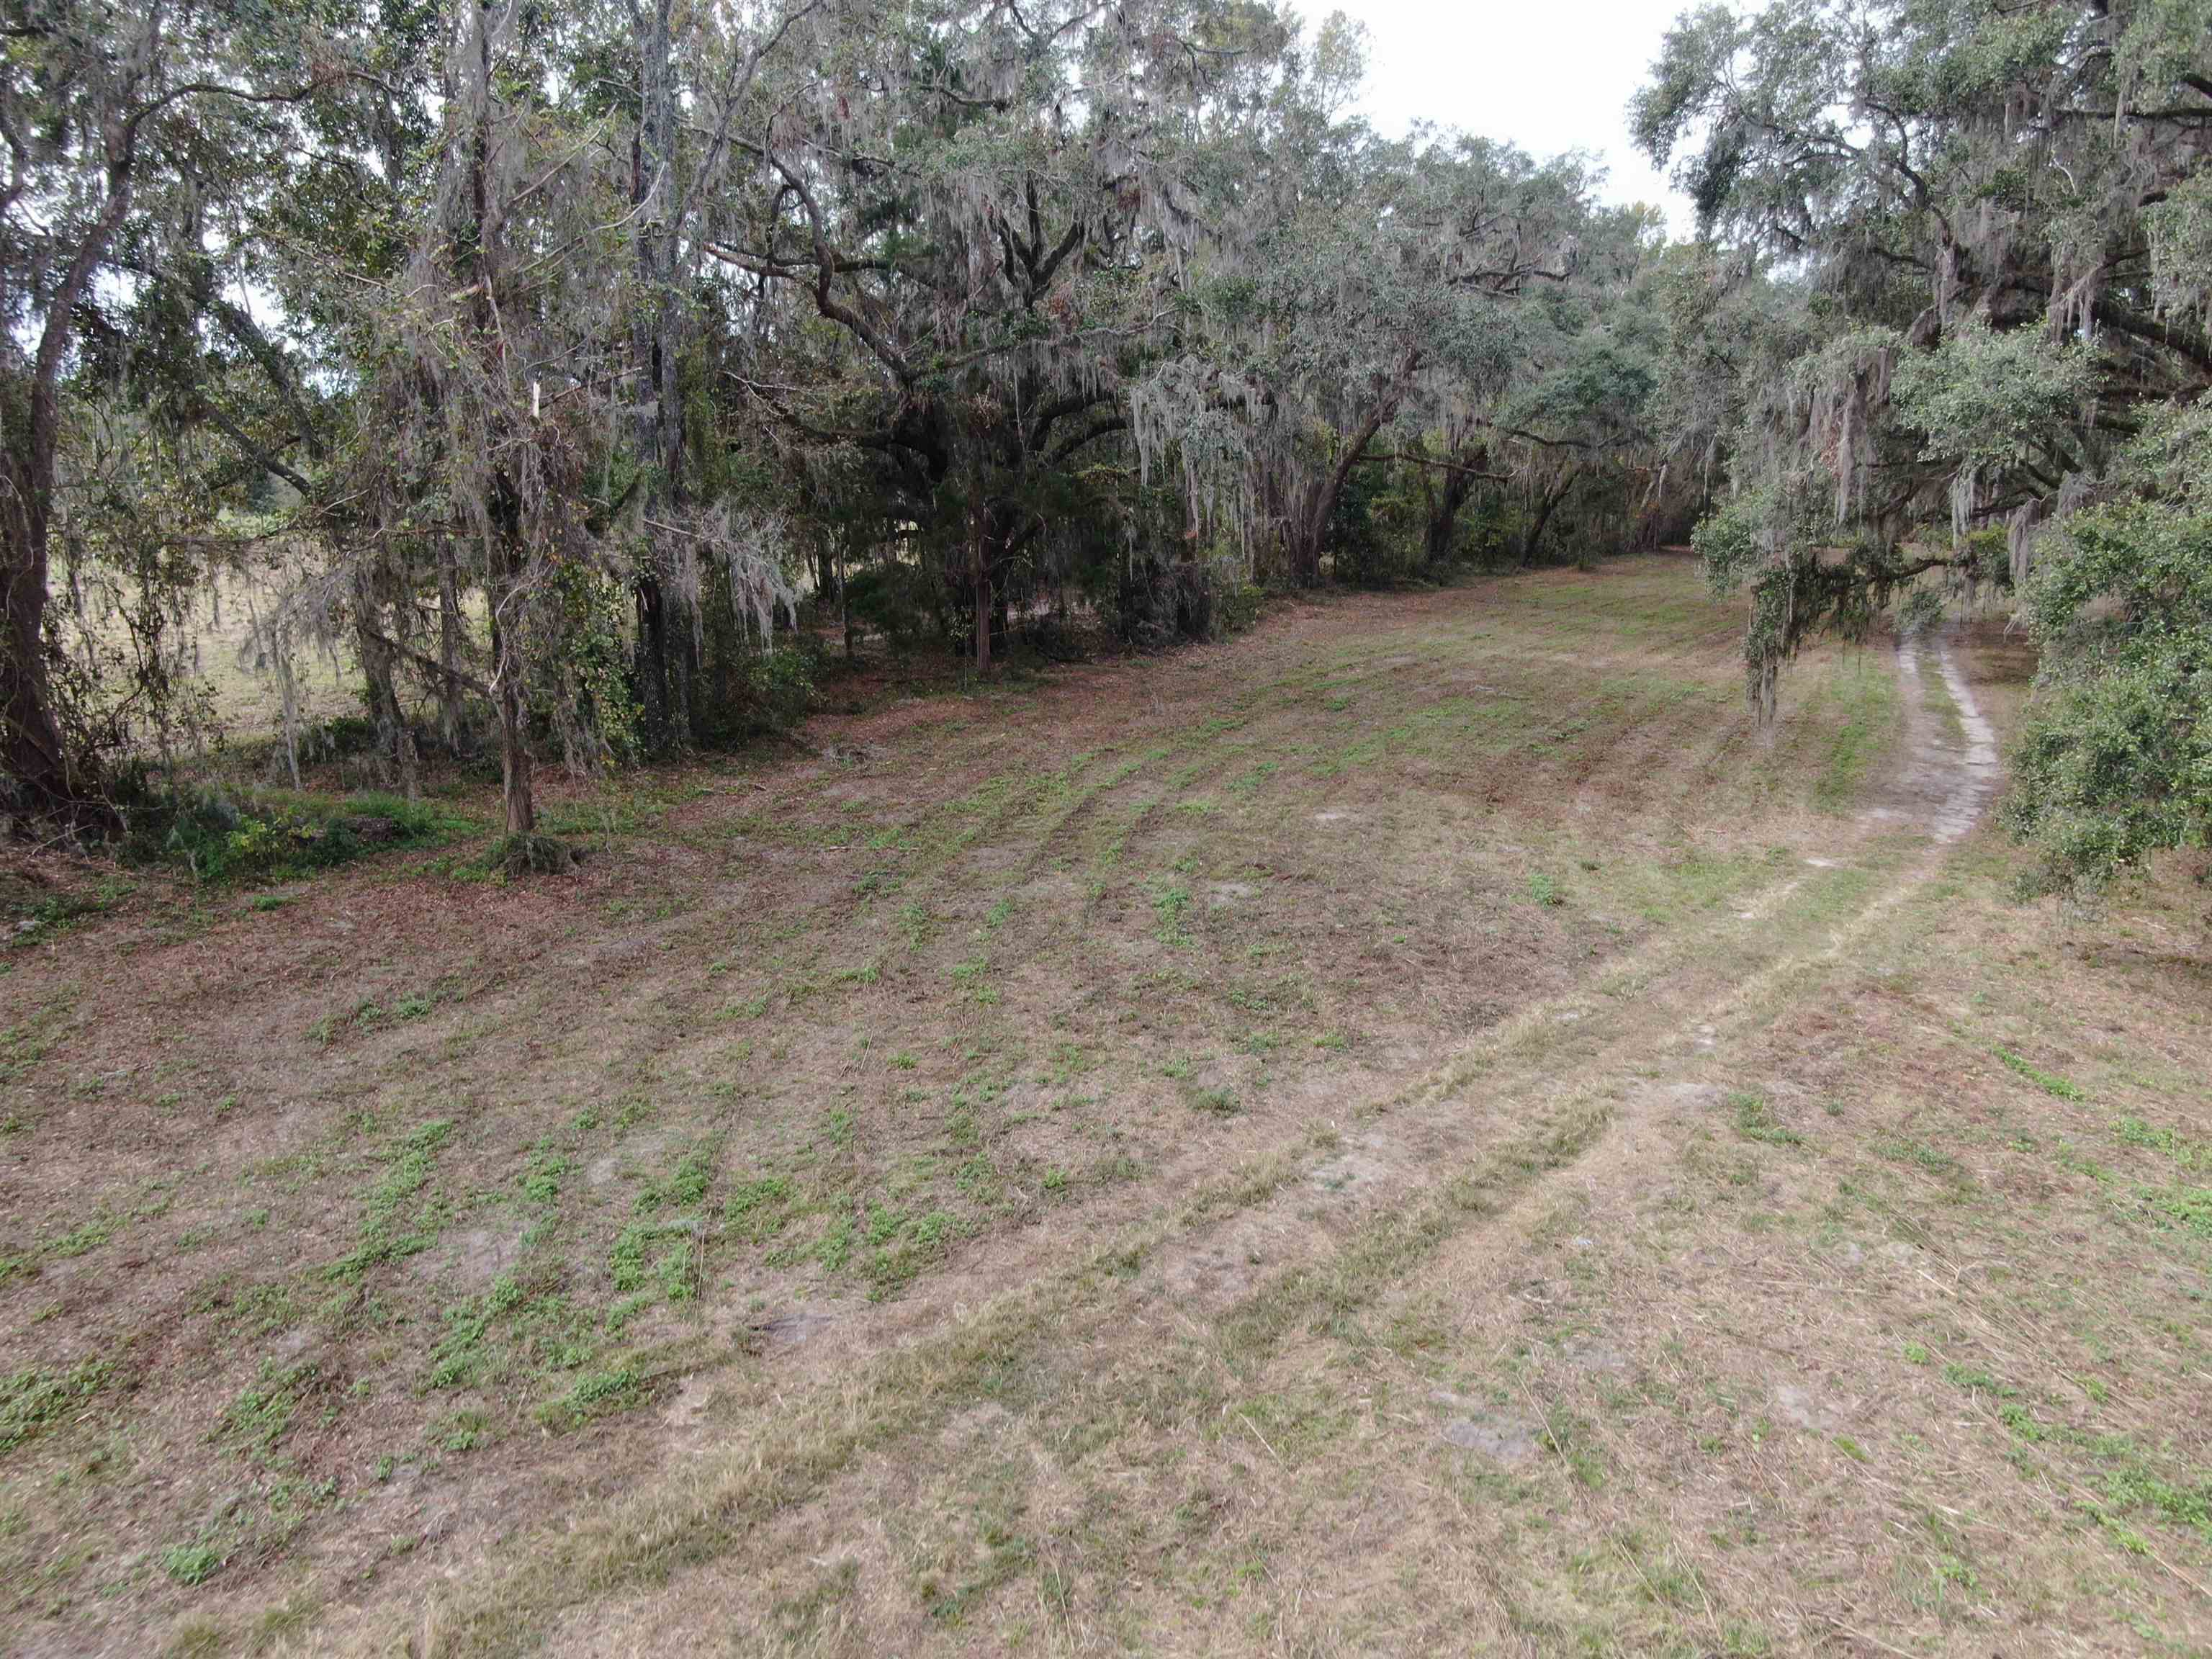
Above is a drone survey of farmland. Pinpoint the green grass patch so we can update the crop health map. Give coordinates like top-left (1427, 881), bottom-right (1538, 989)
top-left (1730, 1091), bottom-right (1802, 1146)
top-left (1812, 655), bottom-right (1901, 812)
top-left (162, 1542), bottom-right (225, 1586)
top-left (0, 1358), bottom-right (114, 1455)
top-left (1152, 882), bottom-right (1194, 947)
top-left (1994, 1047), bottom-right (2086, 1101)
top-left (325, 1118), bottom-right (455, 1281)
top-left (2144, 1187), bottom-right (2212, 1239)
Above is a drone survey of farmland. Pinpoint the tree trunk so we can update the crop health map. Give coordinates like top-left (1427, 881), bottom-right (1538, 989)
top-left (837, 541), bottom-right (853, 662)
top-left (1295, 367), bottom-right (1408, 586)
top-left (972, 541), bottom-right (992, 673)
top-left (1423, 453), bottom-right (1478, 567)
top-left (634, 575), bottom-right (672, 743)
top-left (354, 562), bottom-right (418, 797)
top-left (1519, 469), bottom-right (1579, 568)
top-left (631, 0), bottom-right (693, 748)
top-left (436, 536), bottom-right (467, 750)
top-left (0, 511), bottom-right (93, 828)
top-left (466, 0), bottom-right (532, 840)
top-left (355, 610), bottom-right (417, 799)
top-left (0, 117), bottom-right (141, 835)
top-left (487, 563), bottom-right (534, 837)
top-left (498, 706), bottom-right (533, 834)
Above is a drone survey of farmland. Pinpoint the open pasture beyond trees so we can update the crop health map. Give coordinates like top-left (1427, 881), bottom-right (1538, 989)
top-left (4, 557), bottom-right (2211, 1656)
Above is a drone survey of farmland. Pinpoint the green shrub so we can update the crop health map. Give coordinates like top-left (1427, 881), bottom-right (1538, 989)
top-left (2001, 414), bottom-right (2212, 892)
top-left (118, 786), bottom-right (472, 884)
top-left (844, 559), bottom-right (953, 651)
top-left (740, 644), bottom-right (819, 731)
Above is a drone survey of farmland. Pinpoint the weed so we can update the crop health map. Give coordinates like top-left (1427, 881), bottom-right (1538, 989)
top-left (724, 1176), bottom-right (794, 1242)
top-left (41, 1211), bottom-right (117, 1259)
top-left (162, 1542), bottom-right (224, 1586)
top-left (219, 1359), bottom-right (323, 1456)
top-left (325, 1118), bottom-right (454, 1280)
top-left (786, 1214), bottom-right (846, 1276)
top-left (428, 1274), bottom-right (526, 1388)
top-left (2145, 1187), bottom-right (2212, 1238)
top-left (432, 1408), bottom-right (491, 1453)
top-left (1941, 1362), bottom-right (2014, 1398)
top-left (541, 1366), bottom-right (644, 1431)
top-left (611, 1219), bottom-right (702, 1303)
top-left (469, 833), bottom-right (577, 878)
top-left (0, 1359), bottom-right (113, 1454)
top-left (2116, 1116), bottom-right (2207, 1169)
top-left (1874, 1133), bottom-right (1970, 1187)
top-left (636, 1145), bottom-right (717, 1214)
top-left (1152, 882), bottom-right (1193, 947)
top-left (124, 787), bottom-right (472, 886)
top-left (520, 1140), bottom-right (572, 1208)
top-left (310, 989), bottom-right (444, 1046)
top-left (1729, 1092), bottom-right (1802, 1146)
top-left (1993, 1047), bottom-right (2086, 1101)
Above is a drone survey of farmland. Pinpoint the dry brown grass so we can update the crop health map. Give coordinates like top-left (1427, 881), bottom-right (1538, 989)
top-left (2, 557), bottom-right (2206, 1657)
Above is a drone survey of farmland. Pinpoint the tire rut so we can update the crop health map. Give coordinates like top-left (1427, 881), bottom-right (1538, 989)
top-left (1159, 624), bottom-right (2000, 1312)
top-left (392, 622), bottom-right (2001, 1654)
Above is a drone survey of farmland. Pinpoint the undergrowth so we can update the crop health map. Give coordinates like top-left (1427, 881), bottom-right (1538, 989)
top-left (118, 785), bottom-right (471, 884)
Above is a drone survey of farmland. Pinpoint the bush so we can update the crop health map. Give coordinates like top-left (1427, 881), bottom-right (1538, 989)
top-left (1112, 554), bottom-right (1255, 647)
top-left (1215, 580), bottom-right (1266, 636)
top-left (740, 644), bottom-right (819, 731)
top-left (2005, 500), bottom-right (2212, 892)
top-left (844, 559), bottom-right (953, 651)
top-left (682, 639), bottom-right (820, 747)
top-left (117, 785), bottom-right (473, 884)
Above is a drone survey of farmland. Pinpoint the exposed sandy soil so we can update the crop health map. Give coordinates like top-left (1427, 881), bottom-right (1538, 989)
top-left (4, 557), bottom-right (2209, 1658)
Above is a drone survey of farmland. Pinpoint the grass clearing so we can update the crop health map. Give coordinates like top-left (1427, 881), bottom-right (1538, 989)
top-left (2, 560), bottom-right (2208, 1654)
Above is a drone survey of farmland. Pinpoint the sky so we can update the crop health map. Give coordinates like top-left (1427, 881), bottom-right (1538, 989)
top-left (1323, 0), bottom-right (1694, 232)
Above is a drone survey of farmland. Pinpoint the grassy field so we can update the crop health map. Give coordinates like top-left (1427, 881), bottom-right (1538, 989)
top-left (4, 554), bottom-right (2209, 1657)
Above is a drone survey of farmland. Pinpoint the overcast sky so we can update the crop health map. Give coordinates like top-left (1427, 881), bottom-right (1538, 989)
top-left (1322, 1), bottom-right (1694, 232)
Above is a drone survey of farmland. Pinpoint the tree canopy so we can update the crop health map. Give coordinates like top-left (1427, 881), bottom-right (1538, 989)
top-left (5, 0), bottom-right (2208, 896)
top-left (1638, 0), bottom-right (2212, 888)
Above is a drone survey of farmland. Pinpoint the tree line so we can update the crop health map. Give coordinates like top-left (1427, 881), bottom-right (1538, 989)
top-left (2, 0), bottom-right (2206, 891)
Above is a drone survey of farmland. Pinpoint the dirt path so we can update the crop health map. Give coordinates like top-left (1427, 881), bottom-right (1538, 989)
top-left (1874, 629), bottom-right (2000, 848)
top-left (1154, 625), bottom-right (2000, 1332)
